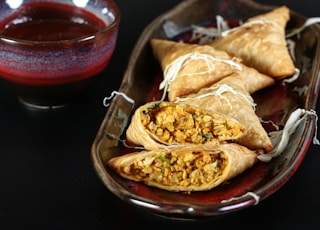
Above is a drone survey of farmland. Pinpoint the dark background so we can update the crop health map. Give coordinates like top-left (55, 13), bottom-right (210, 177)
top-left (1, 0), bottom-right (319, 229)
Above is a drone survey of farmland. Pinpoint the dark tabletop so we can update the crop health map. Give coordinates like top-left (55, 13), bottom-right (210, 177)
top-left (1, 0), bottom-right (320, 229)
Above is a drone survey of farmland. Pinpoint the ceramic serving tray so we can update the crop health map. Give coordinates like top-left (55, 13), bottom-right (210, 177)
top-left (91, 0), bottom-right (320, 219)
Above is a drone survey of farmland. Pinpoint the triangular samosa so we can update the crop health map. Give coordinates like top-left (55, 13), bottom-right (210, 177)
top-left (207, 6), bottom-right (295, 79)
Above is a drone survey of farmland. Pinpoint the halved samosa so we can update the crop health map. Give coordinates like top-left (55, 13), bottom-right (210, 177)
top-left (150, 38), bottom-right (274, 100)
top-left (126, 101), bottom-right (245, 150)
top-left (175, 75), bottom-right (273, 152)
top-left (207, 6), bottom-right (295, 79)
top-left (108, 143), bottom-right (258, 192)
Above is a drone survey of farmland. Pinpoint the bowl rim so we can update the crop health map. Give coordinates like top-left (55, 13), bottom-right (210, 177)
top-left (0, 0), bottom-right (120, 46)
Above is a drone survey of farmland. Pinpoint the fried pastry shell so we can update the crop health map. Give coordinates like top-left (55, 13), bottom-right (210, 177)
top-left (108, 143), bottom-right (258, 192)
top-left (207, 6), bottom-right (295, 79)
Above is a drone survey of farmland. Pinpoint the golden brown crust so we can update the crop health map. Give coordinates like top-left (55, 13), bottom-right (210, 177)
top-left (237, 63), bottom-right (275, 94)
top-left (207, 6), bottom-right (295, 79)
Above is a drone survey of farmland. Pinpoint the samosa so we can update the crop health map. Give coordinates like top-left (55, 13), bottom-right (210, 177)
top-left (207, 6), bottom-right (295, 79)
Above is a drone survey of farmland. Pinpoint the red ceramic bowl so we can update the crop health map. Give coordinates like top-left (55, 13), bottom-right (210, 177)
top-left (0, 0), bottom-right (120, 109)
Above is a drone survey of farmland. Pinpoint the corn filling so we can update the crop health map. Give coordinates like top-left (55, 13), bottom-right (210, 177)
top-left (123, 150), bottom-right (226, 187)
top-left (141, 102), bottom-right (244, 144)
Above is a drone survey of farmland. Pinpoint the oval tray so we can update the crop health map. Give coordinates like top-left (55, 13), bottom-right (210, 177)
top-left (91, 0), bottom-right (320, 219)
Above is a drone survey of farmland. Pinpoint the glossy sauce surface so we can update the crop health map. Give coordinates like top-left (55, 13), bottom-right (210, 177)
top-left (0, 2), bottom-right (107, 41)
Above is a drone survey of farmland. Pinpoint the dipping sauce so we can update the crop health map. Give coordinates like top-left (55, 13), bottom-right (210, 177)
top-left (0, 2), bottom-right (107, 41)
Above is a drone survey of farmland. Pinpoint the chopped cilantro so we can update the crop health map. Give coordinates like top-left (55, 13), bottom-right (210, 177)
top-left (158, 155), bottom-right (169, 163)
top-left (203, 133), bottom-right (213, 140)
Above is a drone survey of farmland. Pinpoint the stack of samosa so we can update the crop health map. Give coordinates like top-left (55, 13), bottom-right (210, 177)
top-left (108, 6), bottom-right (295, 192)
top-left (150, 38), bottom-right (275, 101)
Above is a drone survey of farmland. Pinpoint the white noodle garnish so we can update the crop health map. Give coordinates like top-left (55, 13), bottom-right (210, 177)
top-left (286, 39), bottom-right (296, 61)
top-left (258, 108), bottom-right (319, 162)
top-left (281, 68), bottom-right (300, 85)
top-left (159, 52), bottom-right (242, 101)
top-left (286, 17), bottom-right (320, 38)
top-left (103, 91), bottom-right (135, 107)
top-left (221, 19), bottom-right (279, 37)
top-left (175, 84), bottom-right (256, 110)
top-left (291, 85), bottom-right (309, 97)
top-left (216, 15), bottom-right (231, 35)
top-left (259, 118), bottom-right (280, 131)
top-left (221, 192), bottom-right (260, 206)
top-left (191, 15), bottom-right (231, 44)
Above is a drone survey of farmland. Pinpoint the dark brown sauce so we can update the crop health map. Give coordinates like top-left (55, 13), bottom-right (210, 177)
top-left (0, 2), bottom-right (107, 41)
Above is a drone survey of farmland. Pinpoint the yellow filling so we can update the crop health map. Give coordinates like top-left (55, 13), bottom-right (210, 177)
top-left (141, 102), bottom-right (244, 145)
top-left (125, 150), bottom-right (226, 187)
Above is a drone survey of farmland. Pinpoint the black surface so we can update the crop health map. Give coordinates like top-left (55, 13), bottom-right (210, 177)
top-left (1, 0), bottom-right (320, 229)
